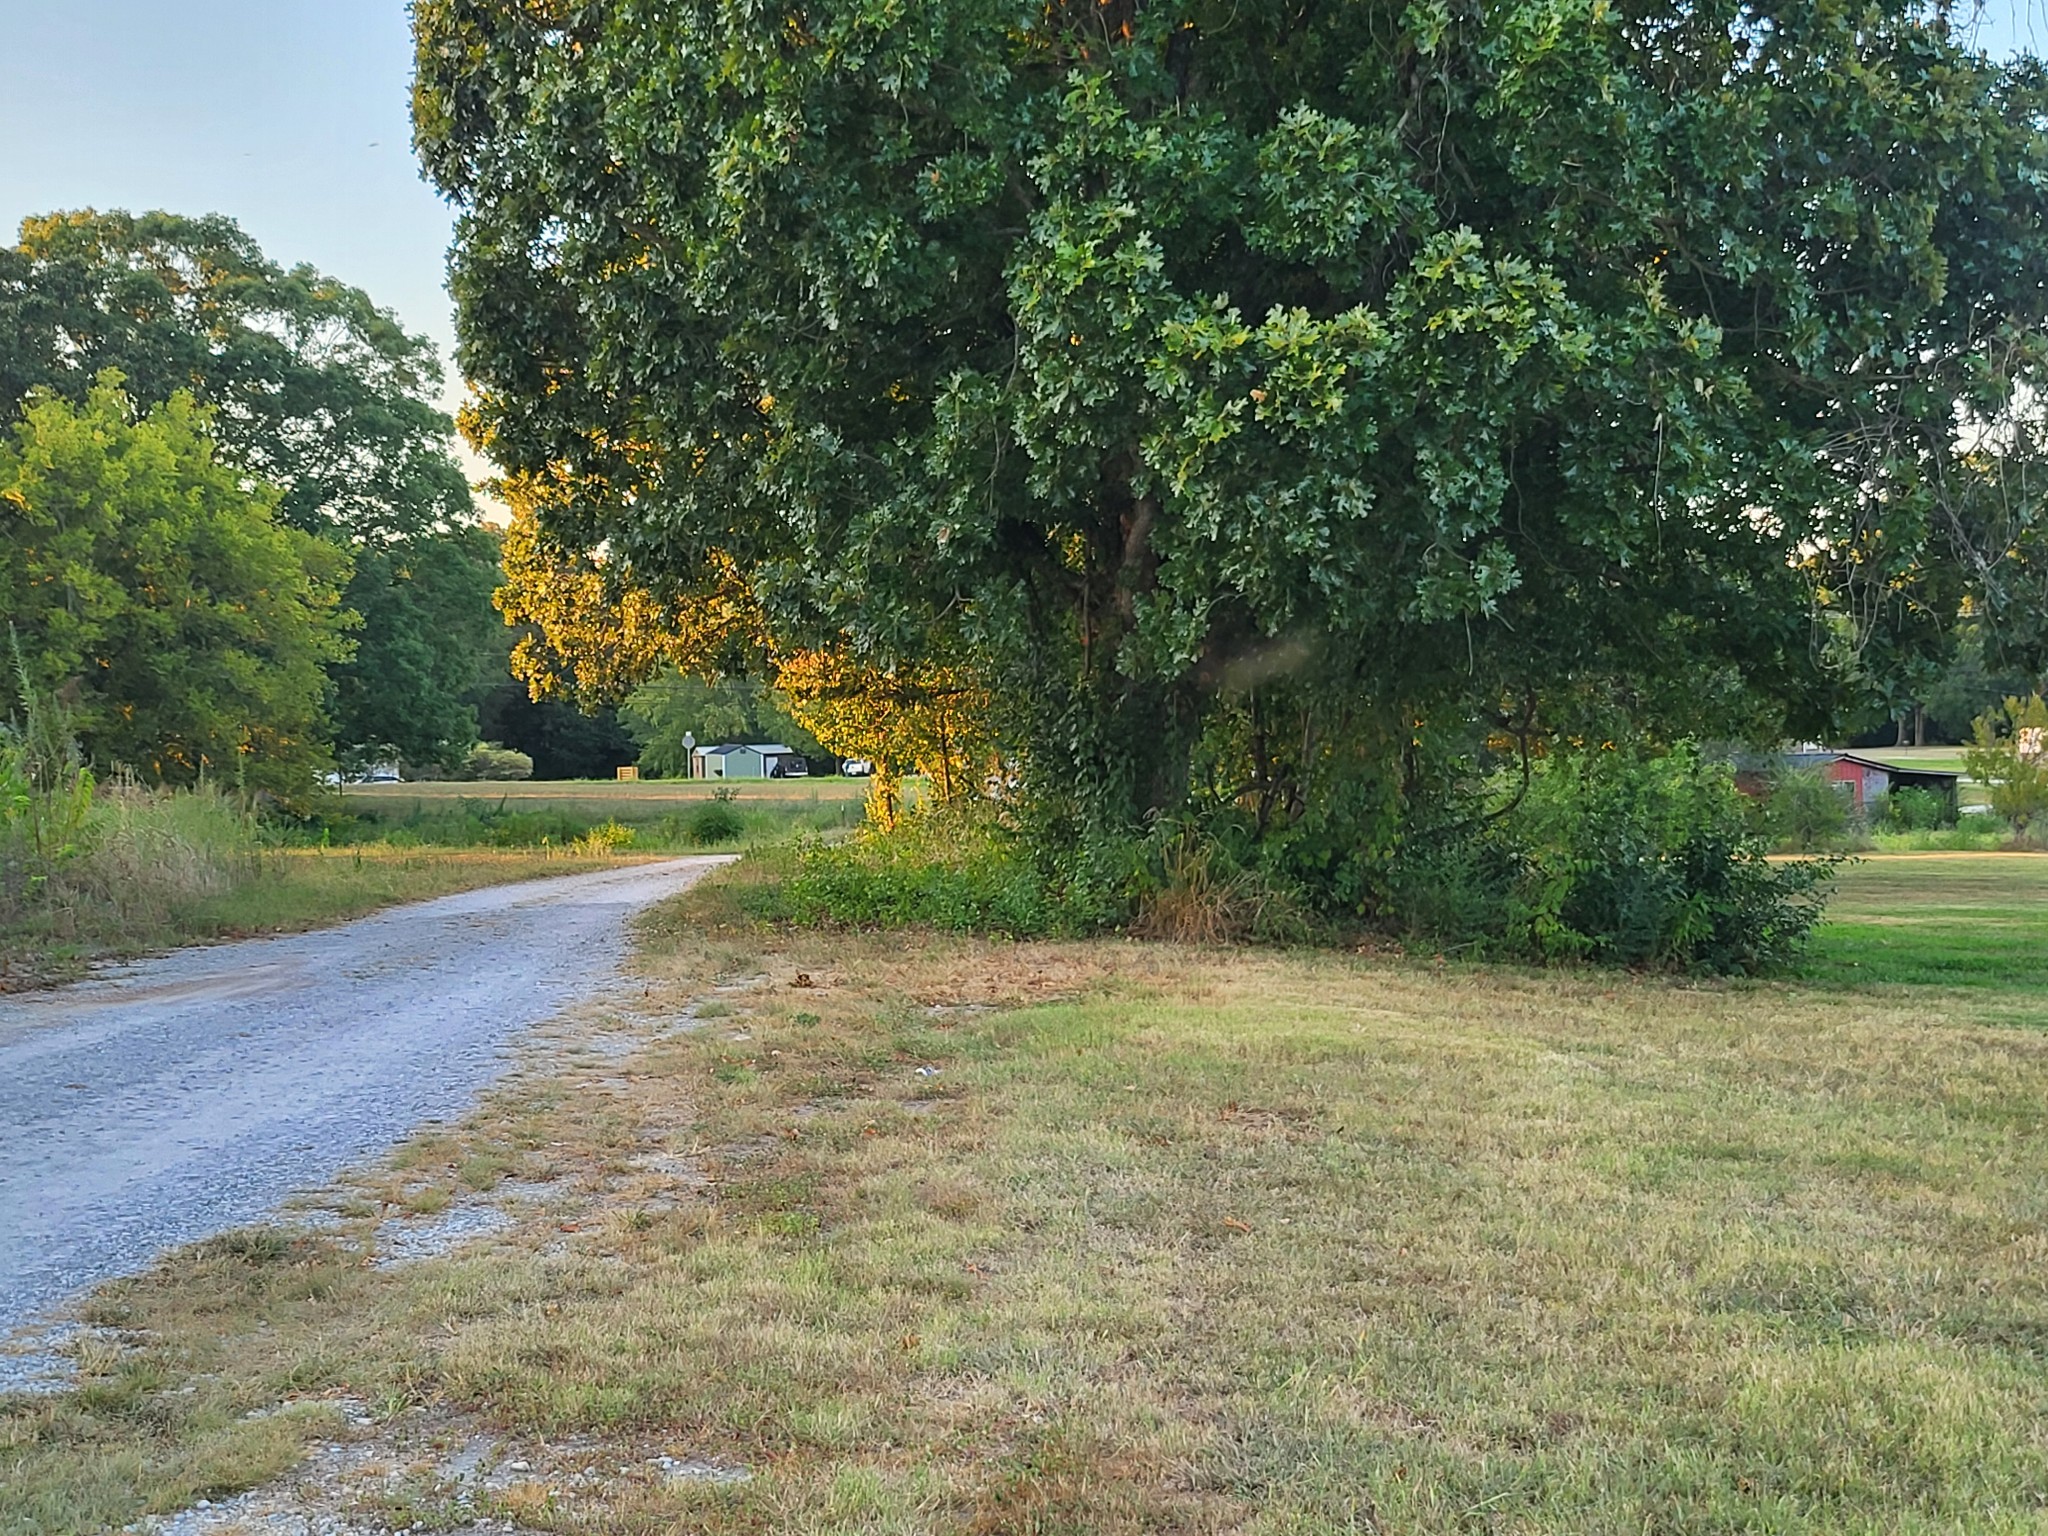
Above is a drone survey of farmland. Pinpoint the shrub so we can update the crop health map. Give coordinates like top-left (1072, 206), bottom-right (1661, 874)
top-left (1874, 785), bottom-right (1951, 832)
top-left (460, 743), bottom-right (535, 781)
top-left (571, 818), bottom-right (635, 855)
top-left (1761, 766), bottom-right (1856, 850)
top-left (1390, 746), bottom-right (1837, 974)
top-left (1966, 694), bottom-right (2048, 845)
top-left (760, 745), bottom-right (1832, 972)
top-left (783, 806), bottom-right (1108, 935)
top-left (685, 800), bottom-right (747, 846)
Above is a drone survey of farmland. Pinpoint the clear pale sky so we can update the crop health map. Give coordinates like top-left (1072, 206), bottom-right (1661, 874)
top-left (0, 0), bottom-right (2041, 413)
top-left (0, 2), bottom-right (460, 404)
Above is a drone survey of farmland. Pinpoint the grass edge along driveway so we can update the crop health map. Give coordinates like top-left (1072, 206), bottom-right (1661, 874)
top-left (4, 853), bottom-right (2046, 1534)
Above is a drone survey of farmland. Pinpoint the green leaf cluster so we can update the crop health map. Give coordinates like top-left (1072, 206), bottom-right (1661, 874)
top-left (1966, 693), bottom-right (2048, 841)
top-left (620, 671), bottom-right (822, 777)
top-left (0, 379), bottom-right (350, 793)
top-left (0, 210), bottom-right (507, 774)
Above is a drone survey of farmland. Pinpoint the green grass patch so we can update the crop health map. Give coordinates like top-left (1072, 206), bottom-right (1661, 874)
top-left (1802, 853), bottom-right (2048, 1008)
top-left (324, 779), bottom-right (868, 853)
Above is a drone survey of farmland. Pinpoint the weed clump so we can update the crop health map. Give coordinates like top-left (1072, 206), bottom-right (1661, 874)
top-left (781, 808), bottom-right (1107, 936)
top-left (683, 799), bottom-right (746, 846)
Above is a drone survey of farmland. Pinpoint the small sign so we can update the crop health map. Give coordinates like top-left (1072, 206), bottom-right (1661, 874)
top-left (617, 766), bottom-right (640, 782)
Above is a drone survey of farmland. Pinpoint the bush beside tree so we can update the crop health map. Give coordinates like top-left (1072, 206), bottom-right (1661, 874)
top-left (1968, 695), bottom-right (2048, 846)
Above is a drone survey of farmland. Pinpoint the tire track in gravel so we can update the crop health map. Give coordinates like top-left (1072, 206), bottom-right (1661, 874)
top-left (0, 856), bottom-right (728, 1341)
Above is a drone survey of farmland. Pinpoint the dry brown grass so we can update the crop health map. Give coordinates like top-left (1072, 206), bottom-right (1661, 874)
top-left (1130, 830), bottom-right (1307, 945)
top-left (6, 856), bottom-right (2048, 1533)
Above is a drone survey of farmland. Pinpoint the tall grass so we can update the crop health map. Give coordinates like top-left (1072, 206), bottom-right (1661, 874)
top-left (1, 778), bottom-right (263, 982)
top-left (2, 653), bottom-right (265, 980)
top-left (56, 784), bottom-right (263, 930)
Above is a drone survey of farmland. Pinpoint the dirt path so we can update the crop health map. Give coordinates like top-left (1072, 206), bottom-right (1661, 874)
top-left (0, 857), bottom-right (728, 1342)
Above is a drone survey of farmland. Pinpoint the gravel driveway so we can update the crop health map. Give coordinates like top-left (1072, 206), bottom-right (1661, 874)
top-left (0, 856), bottom-right (727, 1342)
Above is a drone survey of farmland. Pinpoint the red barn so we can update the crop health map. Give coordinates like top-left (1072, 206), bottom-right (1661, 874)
top-left (1782, 751), bottom-right (1961, 816)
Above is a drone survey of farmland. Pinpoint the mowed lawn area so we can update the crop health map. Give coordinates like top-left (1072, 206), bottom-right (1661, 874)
top-left (7, 856), bottom-right (2048, 1534)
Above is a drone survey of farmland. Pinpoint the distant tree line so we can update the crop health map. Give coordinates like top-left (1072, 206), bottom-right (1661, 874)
top-left (0, 210), bottom-right (516, 790)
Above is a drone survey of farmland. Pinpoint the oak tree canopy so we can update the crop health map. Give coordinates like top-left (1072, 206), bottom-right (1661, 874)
top-left (416, 0), bottom-right (2048, 873)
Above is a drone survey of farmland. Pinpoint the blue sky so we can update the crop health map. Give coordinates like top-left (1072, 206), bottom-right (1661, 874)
top-left (0, 2), bottom-right (460, 399)
top-left (0, 0), bottom-right (2041, 412)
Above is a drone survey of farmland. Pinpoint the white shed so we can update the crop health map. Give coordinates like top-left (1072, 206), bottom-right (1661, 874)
top-left (691, 743), bottom-right (806, 779)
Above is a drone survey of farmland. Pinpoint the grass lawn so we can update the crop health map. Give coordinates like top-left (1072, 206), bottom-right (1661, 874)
top-left (1801, 853), bottom-right (2048, 1005)
top-left (6, 855), bottom-right (2048, 1533)
top-left (342, 776), bottom-right (875, 804)
top-left (1848, 746), bottom-right (1974, 777)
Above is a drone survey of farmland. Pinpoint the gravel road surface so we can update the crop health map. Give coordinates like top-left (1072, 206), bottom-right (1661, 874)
top-left (0, 857), bottom-right (725, 1342)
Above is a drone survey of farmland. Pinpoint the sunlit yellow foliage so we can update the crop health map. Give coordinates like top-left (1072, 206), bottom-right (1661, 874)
top-left (493, 475), bottom-right (761, 703)
top-left (775, 650), bottom-right (994, 825)
top-left (489, 470), bottom-right (996, 824)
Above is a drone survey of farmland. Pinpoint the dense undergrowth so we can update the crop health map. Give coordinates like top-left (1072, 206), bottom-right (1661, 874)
top-left (1, 780), bottom-right (264, 976)
top-left (1, 677), bottom-right (265, 982)
top-left (763, 747), bottom-right (1843, 975)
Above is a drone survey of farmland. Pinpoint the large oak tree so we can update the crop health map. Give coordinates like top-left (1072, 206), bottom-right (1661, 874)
top-left (415, 0), bottom-right (2048, 852)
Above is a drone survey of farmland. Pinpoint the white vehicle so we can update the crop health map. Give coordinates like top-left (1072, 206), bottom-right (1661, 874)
top-left (840, 759), bottom-right (874, 777)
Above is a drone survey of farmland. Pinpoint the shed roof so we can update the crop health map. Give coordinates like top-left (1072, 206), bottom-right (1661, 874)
top-left (1778, 749), bottom-right (1962, 782)
top-left (696, 743), bottom-right (797, 756)
top-left (1832, 752), bottom-right (1961, 781)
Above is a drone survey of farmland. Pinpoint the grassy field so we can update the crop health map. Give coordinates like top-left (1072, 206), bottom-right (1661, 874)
top-left (335, 777), bottom-right (873, 848)
top-left (1851, 746), bottom-right (1974, 776)
top-left (343, 776), bottom-right (874, 807)
top-left (5, 854), bottom-right (2047, 1533)
top-left (1851, 745), bottom-right (1974, 774)
top-left (1801, 853), bottom-right (2048, 998)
